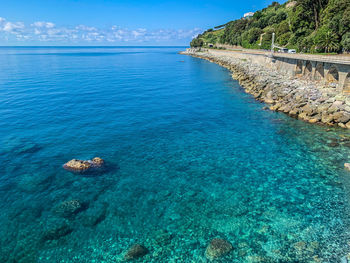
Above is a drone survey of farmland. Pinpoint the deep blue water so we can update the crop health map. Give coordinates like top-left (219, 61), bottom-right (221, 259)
top-left (1, 47), bottom-right (350, 262)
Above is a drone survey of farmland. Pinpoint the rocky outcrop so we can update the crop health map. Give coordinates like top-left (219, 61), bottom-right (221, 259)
top-left (124, 244), bottom-right (149, 260)
top-left (205, 238), bottom-right (233, 260)
top-left (181, 49), bottom-right (350, 128)
top-left (63, 157), bottom-right (105, 173)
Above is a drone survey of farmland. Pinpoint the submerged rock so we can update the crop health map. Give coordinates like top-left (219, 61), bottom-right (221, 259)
top-left (42, 223), bottom-right (73, 241)
top-left (1, 136), bottom-right (41, 155)
top-left (17, 173), bottom-right (53, 193)
top-left (154, 229), bottom-right (173, 246)
top-left (124, 244), bottom-right (148, 260)
top-left (55, 199), bottom-right (85, 218)
top-left (328, 141), bottom-right (340, 147)
top-left (344, 163), bottom-right (350, 171)
top-left (81, 203), bottom-right (107, 227)
top-left (205, 238), bottom-right (233, 260)
top-left (63, 157), bottom-right (105, 173)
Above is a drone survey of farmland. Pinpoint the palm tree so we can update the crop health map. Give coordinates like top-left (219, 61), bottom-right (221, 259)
top-left (316, 29), bottom-right (339, 53)
top-left (324, 31), bottom-right (339, 53)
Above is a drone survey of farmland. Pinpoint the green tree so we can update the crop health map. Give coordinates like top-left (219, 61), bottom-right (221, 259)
top-left (339, 7), bottom-right (350, 35)
top-left (276, 20), bottom-right (290, 36)
top-left (341, 33), bottom-right (350, 52)
top-left (315, 27), bottom-right (340, 52)
top-left (190, 38), bottom-right (204, 48)
top-left (196, 0), bottom-right (347, 54)
top-left (246, 28), bottom-right (263, 44)
top-left (278, 32), bottom-right (292, 46)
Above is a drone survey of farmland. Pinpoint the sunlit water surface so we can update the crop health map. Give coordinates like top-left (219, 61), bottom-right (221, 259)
top-left (1, 47), bottom-right (350, 262)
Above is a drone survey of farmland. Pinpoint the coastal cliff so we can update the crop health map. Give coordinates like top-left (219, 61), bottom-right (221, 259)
top-left (181, 49), bottom-right (350, 128)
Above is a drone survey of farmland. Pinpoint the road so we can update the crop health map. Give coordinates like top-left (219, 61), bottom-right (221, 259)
top-left (215, 48), bottom-right (350, 65)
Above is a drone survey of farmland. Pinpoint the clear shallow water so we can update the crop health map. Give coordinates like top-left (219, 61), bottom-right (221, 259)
top-left (1, 47), bottom-right (350, 262)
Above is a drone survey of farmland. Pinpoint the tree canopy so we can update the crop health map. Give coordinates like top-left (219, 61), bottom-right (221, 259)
top-left (191, 0), bottom-right (350, 53)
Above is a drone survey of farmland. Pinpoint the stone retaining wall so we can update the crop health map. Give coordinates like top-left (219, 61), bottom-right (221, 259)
top-left (181, 49), bottom-right (350, 128)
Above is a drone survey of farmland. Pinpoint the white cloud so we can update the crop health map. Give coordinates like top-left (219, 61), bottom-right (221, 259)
top-left (32, 21), bottom-right (55, 28)
top-left (3, 21), bottom-right (25, 32)
top-left (0, 17), bottom-right (202, 44)
top-left (75, 25), bottom-right (97, 31)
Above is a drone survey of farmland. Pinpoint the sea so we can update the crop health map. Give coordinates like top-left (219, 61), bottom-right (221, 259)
top-left (1, 46), bottom-right (350, 262)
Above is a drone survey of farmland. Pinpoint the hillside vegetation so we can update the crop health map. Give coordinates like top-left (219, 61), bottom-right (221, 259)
top-left (191, 0), bottom-right (350, 53)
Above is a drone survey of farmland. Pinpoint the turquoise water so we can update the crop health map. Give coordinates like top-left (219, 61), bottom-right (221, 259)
top-left (1, 47), bottom-right (350, 262)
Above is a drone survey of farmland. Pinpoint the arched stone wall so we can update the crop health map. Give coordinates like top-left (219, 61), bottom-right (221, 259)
top-left (304, 61), bottom-right (312, 79)
top-left (314, 63), bottom-right (324, 81)
top-left (344, 72), bottom-right (350, 94)
top-left (295, 60), bottom-right (303, 75)
top-left (326, 65), bottom-right (339, 84)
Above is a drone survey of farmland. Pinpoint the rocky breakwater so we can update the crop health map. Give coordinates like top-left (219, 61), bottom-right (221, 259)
top-left (181, 49), bottom-right (350, 128)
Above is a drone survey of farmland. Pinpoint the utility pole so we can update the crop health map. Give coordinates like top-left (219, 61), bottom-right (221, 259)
top-left (271, 32), bottom-right (275, 55)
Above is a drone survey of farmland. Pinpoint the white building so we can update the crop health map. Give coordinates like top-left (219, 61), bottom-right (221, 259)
top-left (243, 12), bottom-right (254, 18)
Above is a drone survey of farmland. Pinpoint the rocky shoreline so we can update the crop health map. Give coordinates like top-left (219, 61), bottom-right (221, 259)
top-left (181, 49), bottom-right (350, 128)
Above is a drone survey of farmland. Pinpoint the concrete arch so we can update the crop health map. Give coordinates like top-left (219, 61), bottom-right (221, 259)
top-left (344, 72), bottom-right (350, 94)
top-left (275, 58), bottom-right (282, 71)
top-left (326, 65), bottom-right (339, 84)
top-left (295, 60), bottom-right (303, 75)
top-left (314, 63), bottom-right (324, 81)
top-left (304, 61), bottom-right (312, 78)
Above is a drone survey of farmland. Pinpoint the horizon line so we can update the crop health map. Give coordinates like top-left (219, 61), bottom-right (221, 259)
top-left (0, 45), bottom-right (189, 48)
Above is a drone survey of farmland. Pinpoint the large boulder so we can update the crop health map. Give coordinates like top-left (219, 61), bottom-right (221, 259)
top-left (332, 111), bottom-right (350, 124)
top-left (124, 244), bottom-right (148, 260)
top-left (63, 159), bottom-right (92, 172)
top-left (205, 238), bottom-right (233, 260)
top-left (300, 104), bottom-right (316, 116)
top-left (63, 157), bottom-right (105, 173)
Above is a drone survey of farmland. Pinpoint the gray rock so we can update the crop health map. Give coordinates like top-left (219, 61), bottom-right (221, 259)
top-left (205, 238), bottom-right (233, 260)
top-left (55, 199), bottom-right (85, 218)
top-left (124, 244), bottom-right (148, 260)
top-left (42, 222), bottom-right (73, 241)
top-left (332, 111), bottom-right (350, 124)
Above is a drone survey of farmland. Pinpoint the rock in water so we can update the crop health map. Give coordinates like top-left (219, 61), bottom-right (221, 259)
top-left (63, 157), bottom-right (105, 173)
top-left (328, 142), bottom-right (340, 147)
top-left (92, 157), bottom-right (104, 167)
top-left (55, 199), bottom-right (85, 218)
top-left (42, 223), bottom-right (73, 241)
top-left (344, 163), bottom-right (350, 171)
top-left (205, 238), bottom-right (233, 260)
top-left (81, 203), bottom-right (107, 227)
top-left (63, 159), bottom-right (92, 172)
top-left (124, 244), bottom-right (148, 260)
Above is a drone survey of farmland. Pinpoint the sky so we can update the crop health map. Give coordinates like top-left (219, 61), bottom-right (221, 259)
top-left (0, 0), bottom-right (281, 46)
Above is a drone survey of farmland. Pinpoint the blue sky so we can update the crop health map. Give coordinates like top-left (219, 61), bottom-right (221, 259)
top-left (0, 0), bottom-right (282, 46)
